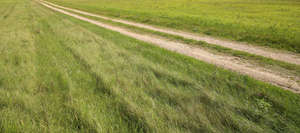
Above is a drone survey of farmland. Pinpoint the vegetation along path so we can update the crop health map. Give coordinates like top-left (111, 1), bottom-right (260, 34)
top-left (42, 0), bottom-right (300, 65)
top-left (39, 1), bottom-right (299, 93)
top-left (2, 0), bottom-right (300, 132)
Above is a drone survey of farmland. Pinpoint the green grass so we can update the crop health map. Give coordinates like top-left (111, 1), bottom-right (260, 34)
top-left (45, 0), bottom-right (300, 53)
top-left (1, 0), bottom-right (300, 132)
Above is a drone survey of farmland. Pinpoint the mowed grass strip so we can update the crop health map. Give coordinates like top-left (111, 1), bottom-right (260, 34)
top-left (46, 0), bottom-right (300, 53)
top-left (0, 0), bottom-right (300, 132)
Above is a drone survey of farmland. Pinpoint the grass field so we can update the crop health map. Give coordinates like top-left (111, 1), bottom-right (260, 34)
top-left (1, 0), bottom-right (300, 132)
top-left (46, 0), bottom-right (300, 53)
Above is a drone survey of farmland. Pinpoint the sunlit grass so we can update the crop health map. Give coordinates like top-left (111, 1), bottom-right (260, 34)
top-left (0, 0), bottom-right (300, 132)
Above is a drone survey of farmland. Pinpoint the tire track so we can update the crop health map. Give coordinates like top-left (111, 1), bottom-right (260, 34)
top-left (41, 0), bottom-right (300, 65)
top-left (38, 1), bottom-right (300, 93)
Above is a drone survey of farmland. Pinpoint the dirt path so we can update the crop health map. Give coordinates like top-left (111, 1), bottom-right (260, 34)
top-left (39, 1), bottom-right (300, 93)
top-left (41, 0), bottom-right (300, 65)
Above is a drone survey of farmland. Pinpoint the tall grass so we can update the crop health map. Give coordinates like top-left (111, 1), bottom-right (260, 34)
top-left (0, 0), bottom-right (300, 132)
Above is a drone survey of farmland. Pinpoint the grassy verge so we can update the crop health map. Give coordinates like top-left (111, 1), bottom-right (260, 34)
top-left (1, 0), bottom-right (300, 132)
top-left (46, 0), bottom-right (300, 53)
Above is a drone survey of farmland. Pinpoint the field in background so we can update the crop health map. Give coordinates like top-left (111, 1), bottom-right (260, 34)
top-left (46, 0), bottom-right (300, 53)
top-left (1, 0), bottom-right (300, 132)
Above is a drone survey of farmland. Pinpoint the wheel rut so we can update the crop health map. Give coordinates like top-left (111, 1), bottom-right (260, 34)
top-left (38, 0), bottom-right (300, 93)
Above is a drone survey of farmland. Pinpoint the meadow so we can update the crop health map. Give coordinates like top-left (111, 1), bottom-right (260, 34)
top-left (1, 0), bottom-right (300, 132)
top-left (46, 0), bottom-right (300, 53)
